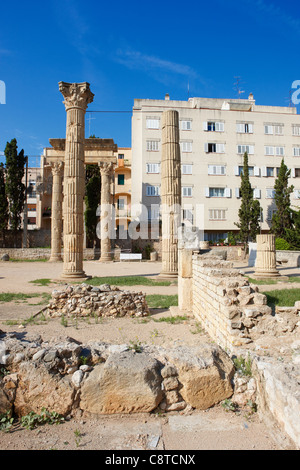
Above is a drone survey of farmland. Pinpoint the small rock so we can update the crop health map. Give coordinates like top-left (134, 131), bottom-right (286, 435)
top-left (32, 349), bottom-right (46, 361)
top-left (72, 370), bottom-right (84, 388)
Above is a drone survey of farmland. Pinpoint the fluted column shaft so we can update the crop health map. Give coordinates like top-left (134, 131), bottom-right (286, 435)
top-left (99, 162), bottom-right (114, 262)
top-left (160, 110), bottom-right (181, 277)
top-left (59, 81), bottom-right (94, 279)
top-left (49, 161), bottom-right (64, 262)
top-left (254, 234), bottom-right (280, 278)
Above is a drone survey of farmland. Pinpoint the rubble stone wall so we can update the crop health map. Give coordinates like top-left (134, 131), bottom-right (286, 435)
top-left (46, 283), bottom-right (150, 318)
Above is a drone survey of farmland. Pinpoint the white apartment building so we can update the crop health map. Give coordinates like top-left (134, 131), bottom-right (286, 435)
top-left (131, 94), bottom-right (300, 241)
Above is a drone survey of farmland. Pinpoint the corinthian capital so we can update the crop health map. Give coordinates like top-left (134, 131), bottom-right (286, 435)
top-left (98, 161), bottom-right (114, 176)
top-left (58, 81), bottom-right (94, 111)
top-left (51, 160), bottom-right (64, 176)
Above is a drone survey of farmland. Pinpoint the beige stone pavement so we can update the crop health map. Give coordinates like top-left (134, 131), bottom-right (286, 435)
top-left (0, 259), bottom-right (298, 450)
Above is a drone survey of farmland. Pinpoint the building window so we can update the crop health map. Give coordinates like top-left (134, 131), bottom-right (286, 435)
top-left (209, 187), bottom-right (225, 197)
top-left (204, 143), bottom-right (225, 153)
top-left (209, 209), bottom-right (226, 220)
top-left (181, 120), bottom-right (192, 130)
top-left (293, 147), bottom-right (300, 156)
top-left (264, 124), bottom-right (283, 135)
top-left (208, 165), bottom-right (226, 175)
top-left (266, 188), bottom-right (275, 199)
top-left (203, 121), bottom-right (224, 132)
top-left (146, 118), bottom-right (160, 129)
top-left (146, 163), bottom-right (160, 174)
top-left (118, 154), bottom-right (124, 159)
top-left (182, 186), bottom-right (193, 197)
top-left (180, 141), bottom-right (193, 152)
top-left (238, 166), bottom-right (254, 176)
top-left (148, 206), bottom-right (160, 221)
top-left (266, 167), bottom-right (274, 177)
top-left (264, 146), bottom-right (284, 156)
top-left (182, 164), bottom-right (193, 175)
top-left (146, 140), bottom-right (159, 151)
top-left (236, 122), bottom-right (253, 133)
top-left (237, 145), bottom-right (254, 155)
top-left (117, 174), bottom-right (125, 185)
top-left (292, 125), bottom-right (300, 136)
top-left (294, 189), bottom-right (300, 199)
top-left (182, 209), bottom-right (193, 223)
top-left (146, 185), bottom-right (160, 196)
top-left (117, 198), bottom-right (125, 210)
top-left (295, 168), bottom-right (300, 177)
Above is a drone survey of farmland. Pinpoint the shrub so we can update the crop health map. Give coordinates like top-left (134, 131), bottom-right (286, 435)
top-left (275, 237), bottom-right (291, 251)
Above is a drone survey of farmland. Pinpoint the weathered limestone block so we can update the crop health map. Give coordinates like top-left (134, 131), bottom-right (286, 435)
top-left (13, 361), bottom-right (75, 417)
top-left (164, 344), bottom-right (234, 410)
top-left (80, 351), bottom-right (163, 414)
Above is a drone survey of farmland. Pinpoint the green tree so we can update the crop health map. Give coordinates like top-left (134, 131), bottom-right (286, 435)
top-left (0, 163), bottom-right (9, 239)
top-left (271, 159), bottom-right (294, 238)
top-left (235, 152), bottom-right (261, 250)
top-left (85, 164), bottom-right (101, 248)
top-left (4, 139), bottom-right (26, 232)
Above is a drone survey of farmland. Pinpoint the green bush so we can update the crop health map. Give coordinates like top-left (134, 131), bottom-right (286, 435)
top-left (275, 237), bottom-right (291, 251)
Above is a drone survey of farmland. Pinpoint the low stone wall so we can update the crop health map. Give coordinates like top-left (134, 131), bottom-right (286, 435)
top-left (276, 250), bottom-right (300, 267)
top-left (47, 283), bottom-right (150, 318)
top-left (0, 248), bottom-right (101, 261)
top-left (191, 255), bottom-right (272, 351)
top-left (0, 333), bottom-right (235, 417)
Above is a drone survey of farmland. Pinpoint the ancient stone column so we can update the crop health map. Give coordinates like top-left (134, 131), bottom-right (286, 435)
top-left (254, 234), bottom-right (280, 279)
top-left (49, 161), bottom-right (64, 262)
top-left (99, 162), bottom-right (114, 262)
top-left (59, 81), bottom-right (94, 279)
top-left (159, 110), bottom-right (181, 278)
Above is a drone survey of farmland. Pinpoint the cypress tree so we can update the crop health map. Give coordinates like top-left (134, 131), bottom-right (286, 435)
top-left (0, 162), bottom-right (8, 239)
top-left (85, 164), bottom-right (101, 248)
top-left (235, 152), bottom-right (261, 249)
top-left (4, 138), bottom-right (26, 232)
top-left (271, 158), bottom-right (294, 238)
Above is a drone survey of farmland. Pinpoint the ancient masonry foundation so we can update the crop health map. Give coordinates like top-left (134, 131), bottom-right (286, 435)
top-left (179, 251), bottom-right (272, 351)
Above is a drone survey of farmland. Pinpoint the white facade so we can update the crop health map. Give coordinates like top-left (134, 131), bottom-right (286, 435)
top-left (131, 94), bottom-right (300, 240)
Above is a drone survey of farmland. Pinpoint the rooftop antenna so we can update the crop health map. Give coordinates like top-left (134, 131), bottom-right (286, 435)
top-left (285, 89), bottom-right (295, 107)
top-left (234, 76), bottom-right (245, 99)
top-left (86, 112), bottom-right (96, 137)
top-left (187, 80), bottom-right (190, 100)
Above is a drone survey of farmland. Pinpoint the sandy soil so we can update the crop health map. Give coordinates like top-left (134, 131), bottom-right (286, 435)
top-left (0, 260), bottom-right (298, 451)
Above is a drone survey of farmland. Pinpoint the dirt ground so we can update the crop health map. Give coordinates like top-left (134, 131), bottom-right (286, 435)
top-left (0, 259), bottom-right (298, 451)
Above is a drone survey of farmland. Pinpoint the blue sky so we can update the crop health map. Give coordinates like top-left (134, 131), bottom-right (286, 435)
top-left (0, 0), bottom-right (299, 165)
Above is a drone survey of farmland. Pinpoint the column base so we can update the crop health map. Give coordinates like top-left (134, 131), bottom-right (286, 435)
top-left (60, 272), bottom-right (91, 282)
top-left (49, 256), bottom-right (63, 262)
top-left (252, 272), bottom-right (289, 281)
top-left (158, 271), bottom-right (178, 279)
top-left (99, 256), bottom-right (113, 262)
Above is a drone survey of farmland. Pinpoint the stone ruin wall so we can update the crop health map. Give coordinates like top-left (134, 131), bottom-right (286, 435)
top-left (46, 283), bottom-right (150, 319)
top-left (179, 251), bottom-right (273, 351)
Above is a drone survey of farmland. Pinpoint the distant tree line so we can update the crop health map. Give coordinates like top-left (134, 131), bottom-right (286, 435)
top-left (235, 152), bottom-right (300, 251)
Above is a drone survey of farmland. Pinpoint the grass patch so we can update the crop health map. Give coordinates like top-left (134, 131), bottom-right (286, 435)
top-left (0, 292), bottom-right (51, 304)
top-left (152, 314), bottom-right (188, 324)
top-left (262, 288), bottom-right (300, 307)
top-left (0, 293), bottom-right (42, 303)
top-left (87, 276), bottom-right (172, 287)
top-left (146, 294), bottom-right (178, 309)
top-left (9, 258), bottom-right (48, 262)
top-left (247, 277), bottom-right (277, 285)
top-left (288, 277), bottom-right (300, 283)
top-left (29, 278), bottom-right (53, 286)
